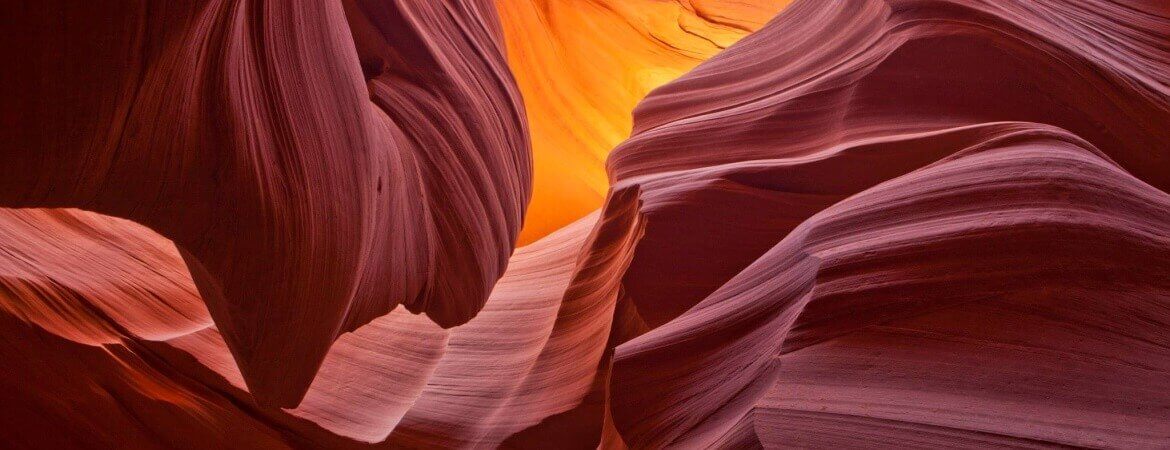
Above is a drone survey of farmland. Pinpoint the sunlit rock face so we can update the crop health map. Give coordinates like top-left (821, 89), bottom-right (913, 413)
top-left (498, 0), bottom-right (791, 244)
top-left (2, 0), bottom-right (1170, 448)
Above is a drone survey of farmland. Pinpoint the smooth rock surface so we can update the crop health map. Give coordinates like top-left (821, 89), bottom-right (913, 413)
top-left (1, 0), bottom-right (1168, 448)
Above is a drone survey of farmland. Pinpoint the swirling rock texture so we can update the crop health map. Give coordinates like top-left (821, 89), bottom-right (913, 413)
top-left (1, 0), bottom-right (1169, 449)
top-left (498, 0), bottom-right (791, 243)
top-left (1, 0), bottom-right (530, 408)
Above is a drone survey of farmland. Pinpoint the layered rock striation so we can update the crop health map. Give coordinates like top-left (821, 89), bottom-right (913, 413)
top-left (1, 0), bottom-right (1168, 448)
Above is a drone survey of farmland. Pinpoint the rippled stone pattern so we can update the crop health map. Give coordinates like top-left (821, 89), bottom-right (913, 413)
top-left (1, 0), bottom-right (531, 408)
top-left (0, 0), bottom-right (1168, 448)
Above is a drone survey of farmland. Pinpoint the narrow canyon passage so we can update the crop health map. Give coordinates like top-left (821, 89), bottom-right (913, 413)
top-left (1, 1), bottom-right (1168, 449)
top-left (499, 0), bottom-right (792, 243)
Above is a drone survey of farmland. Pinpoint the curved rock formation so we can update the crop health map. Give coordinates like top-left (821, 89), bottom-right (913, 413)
top-left (0, 0), bottom-right (530, 407)
top-left (0, 199), bottom-right (638, 448)
top-left (498, 0), bottom-right (790, 243)
top-left (599, 0), bottom-right (1170, 447)
top-left (609, 0), bottom-right (1170, 326)
top-left (1, 0), bottom-right (1169, 448)
top-left (610, 125), bottom-right (1170, 447)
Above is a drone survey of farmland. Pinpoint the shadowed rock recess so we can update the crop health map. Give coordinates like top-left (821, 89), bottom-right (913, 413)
top-left (1, 0), bottom-right (1168, 448)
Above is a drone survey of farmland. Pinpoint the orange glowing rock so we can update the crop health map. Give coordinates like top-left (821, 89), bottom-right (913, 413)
top-left (498, 0), bottom-right (791, 244)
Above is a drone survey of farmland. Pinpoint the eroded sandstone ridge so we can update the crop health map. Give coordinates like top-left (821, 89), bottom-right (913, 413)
top-left (1, 0), bottom-right (1168, 448)
top-left (1, 0), bottom-right (531, 408)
